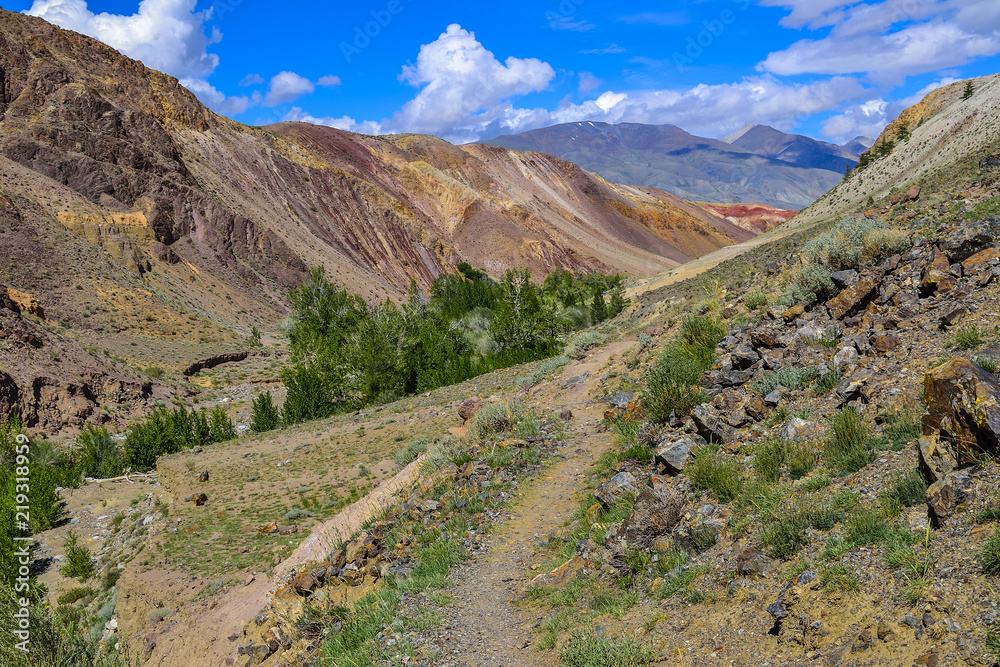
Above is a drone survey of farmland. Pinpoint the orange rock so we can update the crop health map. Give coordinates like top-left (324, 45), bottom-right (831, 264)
top-left (962, 247), bottom-right (1000, 275)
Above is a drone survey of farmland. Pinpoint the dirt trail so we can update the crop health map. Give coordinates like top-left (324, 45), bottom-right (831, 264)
top-left (427, 342), bottom-right (633, 666)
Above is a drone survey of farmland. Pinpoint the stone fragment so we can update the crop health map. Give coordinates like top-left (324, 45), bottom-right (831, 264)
top-left (594, 472), bottom-right (639, 509)
top-left (904, 185), bottom-right (921, 201)
top-left (923, 358), bottom-right (1000, 464)
top-left (781, 419), bottom-right (825, 442)
top-left (833, 345), bottom-right (860, 372)
top-left (920, 248), bottom-right (956, 295)
top-left (731, 344), bottom-right (760, 370)
top-left (197, 471), bottom-right (209, 483)
top-left (917, 435), bottom-right (958, 485)
top-left (940, 217), bottom-right (1000, 262)
top-left (750, 327), bottom-right (781, 349)
top-left (528, 556), bottom-right (589, 588)
top-left (692, 404), bottom-right (739, 444)
top-left (655, 438), bottom-right (695, 475)
top-left (561, 373), bottom-right (589, 389)
top-left (961, 247), bottom-right (1000, 275)
top-left (782, 304), bottom-right (805, 322)
top-left (926, 469), bottom-right (973, 527)
top-left (458, 396), bottom-right (483, 423)
top-left (870, 332), bottom-right (901, 353)
top-left (830, 269), bottom-right (860, 288)
top-left (193, 493), bottom-right (208, 506)
top-left (827, 276), bottom-right (878, 320)
top-left (607, 392), bottom-right (634, 409)
top-left (939, 306), bottom-right (968, 327)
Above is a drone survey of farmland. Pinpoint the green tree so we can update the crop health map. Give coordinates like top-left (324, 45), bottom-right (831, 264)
top-left (250, 391), bottom-right (281, 432)
top-left (962, 80), bottom-right (975, 100)
top-left (608, 286), bottom-right (628, 318)
top-left (590, 288), bottom-right (607, 323)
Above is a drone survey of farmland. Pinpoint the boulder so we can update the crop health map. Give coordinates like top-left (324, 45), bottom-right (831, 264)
top-left (655, 438), bottom-right (696, 475)
top-left (926, 469), bottom-right (973, 527)
top-left (904, 185), bottom-right (921, 202)
top-left (923, 358), bottom-right (1000, 464)
top-left (594, 472), bottom-right (639, 509)
top-left (920, 248), bottom-right (956, 295)
top-left (692, 404), bottom-right (739, 444)
top-left (6, 288), bottom-right (43, 319)
top-left (961, 247), bottom-right (1000, 275)
top-left (940, 218), bottom-right (999, 262)
top-left (457, 396), bottom-right (483, 423)
top-left (193, 493), bottom-right (208, 506)
top-left (607, 392), bottom-right (635, 409)
top-left (827, 276), bottom-right (878, 320)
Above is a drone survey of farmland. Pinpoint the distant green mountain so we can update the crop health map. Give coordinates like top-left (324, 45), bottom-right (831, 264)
top-left (481, 122), bottom-right (867, 210)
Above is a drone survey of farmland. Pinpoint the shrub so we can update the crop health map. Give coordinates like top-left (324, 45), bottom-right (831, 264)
top-left (824, 407), bottom-right (874, 473)
top-left (641, 342), bottom-right (709, 423)
top-left (393, 438), bottom-right (430, 468)
top-left (250, 391), bottom-right (281, 433)
top-left (978, 527), bottom-right (1000, 576)
top-left (752, 367), bottom-right (818, 395)
top-left (754, 439), bottom-right (786, 484)
top-left (687, 450), bottom-right (743, 502)
top-left (742, 288), bottom-right (768, 311)
top-left (469, 400), bottom-right (531, 442)
top-left (566, 331), bottom-right (608, 359)
top-left (787, 441), bottom-right (818, 480)
top-left (61, 531), bottom-right (94, 582)
top-left (785, 263), bottom-right (835, 305)
top-left (281, 364), bottom-right (333, 425)
top-left (559, 630), bottom-right (655, 667)
top-left (976, 355), bottom-right (1000, 374)
top-left (805, 217), bottom-right (911, 269)
top-left (679, 315), bottom-right (727, 356)
top-left (761, 496), bottom-right (844, 559)
top-left (954, 325), bottom-right (987, 351)
top-left (882, 469), bottom-right (929, 509)
top-left (56, 587), bottom-right (94, 606)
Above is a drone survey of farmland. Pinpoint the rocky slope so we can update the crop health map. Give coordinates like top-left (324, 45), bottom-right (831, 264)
top-left (0, 8), bottom-right (790, 431)
top-left (482, 121), bottom-right (859, 209)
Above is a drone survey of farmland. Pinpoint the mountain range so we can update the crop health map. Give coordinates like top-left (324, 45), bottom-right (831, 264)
top-left (483, 121), bottom-right (873, 210)
top-left (0, 8), bottom-right (792, 430)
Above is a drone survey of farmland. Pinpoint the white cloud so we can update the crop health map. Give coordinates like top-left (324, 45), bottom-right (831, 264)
top-left (760, 0), bottom-right (1000, 84)
top-left (239, 73), bottom-right (264, 87)
top-left (181, 78), bottom-right (260, 114)
top-left (389, 24), bottom-right (555, 137)
top-left (283, 107), bottom-right (383, 135)
top-left (264, 71), bottom-right (315, 107)
top-left (317, 75), bottom-right (342, 87)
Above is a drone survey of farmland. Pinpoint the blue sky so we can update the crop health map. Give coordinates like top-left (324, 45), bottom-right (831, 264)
top-left (14, 1), bottom-right (1000, 144)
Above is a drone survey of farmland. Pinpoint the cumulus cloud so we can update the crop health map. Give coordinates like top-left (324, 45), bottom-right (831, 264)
top-left (389, 24), bottom-right (555, 137)
top-left (264, 71), bottom-right (315, 106)
top-left (760, 0), bottom-right (1000, 83)
top-left (181, 78), bottom-right (260, 115)
top-left (317, 75), bottom-right (342, 87)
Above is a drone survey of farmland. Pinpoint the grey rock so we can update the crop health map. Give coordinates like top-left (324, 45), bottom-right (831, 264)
top-left (830, 269), bottom-right (860, 288)
top-left (764, 390), bottom-right (784, 407)
top-left (561, 373), bottom-right (590, 389)
top-left (654, 438), bottom-right (696, 475)
top-left (692, 404), bottom-right (739, 444)
top-left (606, 392), bottom-right (635, 409)
top-left (594, 472), bottom-right (639, 509)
